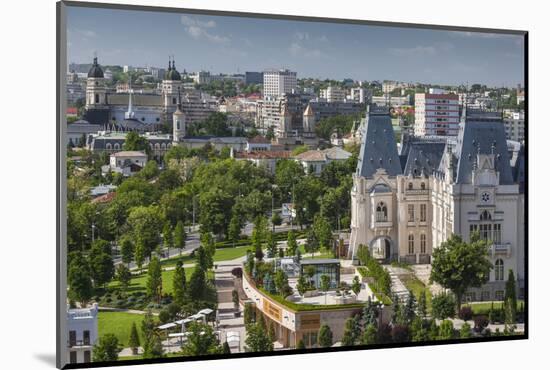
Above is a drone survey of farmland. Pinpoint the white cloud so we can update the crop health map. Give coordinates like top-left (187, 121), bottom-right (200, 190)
top-left (180, 15), bottom-right (216, 28)
top-left (180, 15), bottom-right (229, 44)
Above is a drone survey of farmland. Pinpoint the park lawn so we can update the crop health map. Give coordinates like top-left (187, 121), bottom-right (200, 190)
top-left (109, 267), bottom-right (196, 295)
top-left (97, 311), bottom-right (146, 348)
top-left (160, 245), bottom-right (251, 269)
top-left (402, 275), bottom-right (432, 313)
top-left (465, 300), bottom-right (525, 314)
top-left (298, 244), bottom-right (334, 259)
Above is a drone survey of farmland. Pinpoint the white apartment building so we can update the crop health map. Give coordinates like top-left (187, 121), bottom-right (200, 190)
top-left (320, 85), bottom-right (346, 103)
top-left (349, 87), bottom-right (371, 104)
top-left (503, 112), bottom-right (525, 142)
top-left (67, 303), bottom-right (99, 364)
top-left (414, 93), bottom-right (460, 136)
top-left (263, 69), bottom-right (297, 98)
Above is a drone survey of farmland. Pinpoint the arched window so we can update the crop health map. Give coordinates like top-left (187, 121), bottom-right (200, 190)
top-left (408, 182), bottom-right (413, 190)
top-left (155, 143), bottom-right (161, 150)
top-left (495, 259), bottom-right (504, 281)
top-left (113, 143), bottom-right (120, 150)
top-left (421, 182), bottom-right (426, 190)
top-left (105, 143), bottom-right (112, 150)
top-left (408, 234), bottom-right (415, 254)
top-left (420, 234), bottom-right (426, 254)
top-left (480, 210), bottom-right (492, 221)
top-left (95, 94), bottom-right (99, 104)
top-left (161, 143), bottom-right (166, 150)
top-left (172, 97), bottom-right (177, 104)
top-left (376, 202), bottom-right (388, 222)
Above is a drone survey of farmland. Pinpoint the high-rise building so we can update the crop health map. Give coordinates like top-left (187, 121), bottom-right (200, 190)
top-left (414, 92), bottom-right (460, 136)
top-left (263, 69), bottom-right (297, 98)
top-left (320, 85), bottom-right (346, 103)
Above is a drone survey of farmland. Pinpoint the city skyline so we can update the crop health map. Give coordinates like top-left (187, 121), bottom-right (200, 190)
top-left (67, 6), bottom-right (525, 87)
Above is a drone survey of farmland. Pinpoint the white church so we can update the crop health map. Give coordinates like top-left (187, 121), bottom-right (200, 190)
top-left (349, 106), bottom-right (525, 301)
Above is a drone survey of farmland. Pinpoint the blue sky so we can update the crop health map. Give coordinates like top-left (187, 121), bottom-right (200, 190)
top-left (67, 6), bottom-right (525, 87)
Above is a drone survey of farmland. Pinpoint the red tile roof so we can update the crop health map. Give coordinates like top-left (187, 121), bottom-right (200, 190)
top-left (91, 192), bottom-right (116, 204)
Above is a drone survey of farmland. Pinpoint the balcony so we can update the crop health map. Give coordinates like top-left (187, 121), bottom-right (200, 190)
top-left (67, 339), bottom-right (91, 348)
top-left (371, 218), bottom-right (392, 229)
top-left (490, 243), bottom-right (512, 258)
top-left (404, 189), bottom-right (429, 196)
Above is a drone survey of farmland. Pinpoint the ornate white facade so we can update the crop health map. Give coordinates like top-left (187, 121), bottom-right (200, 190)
top-left (350, 106), bottom-right (525, 300)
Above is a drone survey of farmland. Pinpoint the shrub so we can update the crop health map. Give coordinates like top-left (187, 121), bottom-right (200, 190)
top-left (474, 315), bottom-right (489, 332)
top-left (158, 309), bottom-right (170, 324)
top-left (391, 324), bottom-right (410, 343)
top-left (458, 306), bottom-right (473, 321)
top-left (231, 267), bottom-right (243, 279)
top-left (431, 293), bottom-right (456, 319)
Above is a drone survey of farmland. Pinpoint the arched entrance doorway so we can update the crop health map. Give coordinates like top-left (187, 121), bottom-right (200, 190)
top-left (368, 236), bottom-right (394, 263)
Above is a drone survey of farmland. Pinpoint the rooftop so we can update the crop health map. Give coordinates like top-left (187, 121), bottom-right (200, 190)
top-left (111, 151), bottom-right (147, 157)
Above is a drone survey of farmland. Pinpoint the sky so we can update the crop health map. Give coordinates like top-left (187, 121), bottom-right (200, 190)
top-left (67, 6), bottom-right (525, 87)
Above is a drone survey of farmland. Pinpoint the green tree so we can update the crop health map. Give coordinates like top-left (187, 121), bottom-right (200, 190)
top-left (341, 315), bottom-right (361, 346)
top-left (274, 269), bottom-right (290, 297)
top-left (67, 253), bottom-right (93, 305)
top-left (173, 220), bottom-right (186, 255)
top-left (305, 229), bottom-right (319, 258)
top-left (351, 275), bottom-right (361, 296)
top-left (228, 213), bottom-right (242, 246)
top-left (222, 341), bottom-right (231, 354)
top-left (182, 321), bottom-right (222, 356)
top-left (128, 322), bottom-right (141, 355)
top-left (162, 222), bottom-right (173, 255)
top-left (89, 240), bottom-right (115, 289)
top-left (430, 233), bottom-right (492, 313)
top-left (313, 214), bottom-right (333, 252)
top-left (138, 160), bottom-right (160, 180)
top-left (286, 230), bottom-right (298, 256)
top-left (417, 290), bottom-right (428, 319)
top-left (141, 310), bottom-right (163, 359)
top-left (245, 322), bottom-right (273, 352)
top-left (120, 237), bottom-right (134, 267)
top-left (173, 260), bottom-right (187, 307)
top-left (266, 231), bottom-right (277, 258)
top-left (318, 324), bottom-right (333, 347)
top-left (296, 339), bottom-right (306, 349)
top-left (146, 257), bottom-right (163, 303)
top-left (115, 264), bottom-right (131, 291)
top-left (438, 320), bottom-right (455, 340)
top-left (296, 274), bottom-right (308, 297)
top-left (431, 293), bottom-right (456, 320)
top-left (320, 274), bottom-right (331, 304)
top-left (504, 269), bottom-right (517, 325)
top-left (123, 131), bottom-right (151, 155)
top-left (460, 322), bottom-right (472, 338)
top-left (362, 323), bottom-right (378, 345)
top-left (188, 267), bottom-right (207, 301)
top-left (134, 239), bottom-right (145, 272)
top-left (199, 188), bottom-right (233, 238)
top-left (128, 206), bottom-right (163, 260)
top-left (92, 333), bottom-right (120, 362)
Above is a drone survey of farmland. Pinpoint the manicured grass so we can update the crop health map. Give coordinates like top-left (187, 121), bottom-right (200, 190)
top-left (109, 267), bottom-right (196, 295)
top-left (260, 287), bottom-right (364, 312)
top-left (297, 245), bottom-right (334, 259)
top-left (160, 245), bottom-right (252, 269)
top-left (97, 311), bottom-right (146, 348)
top-left (401, 275), bottom-right (432, 313)
top-left (464, 300), bottom-right (525, 314)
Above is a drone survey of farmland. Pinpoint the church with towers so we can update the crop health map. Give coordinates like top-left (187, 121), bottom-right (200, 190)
top-left (83, 56), bottom-right (216, 131)
top-left (349, 105), bottom-right (525, 301)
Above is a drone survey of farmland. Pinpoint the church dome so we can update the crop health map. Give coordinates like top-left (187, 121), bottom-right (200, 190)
top-left (165, 60), bottom-right (181, 81)
top-left (87, 57), bottom-right (104, 78)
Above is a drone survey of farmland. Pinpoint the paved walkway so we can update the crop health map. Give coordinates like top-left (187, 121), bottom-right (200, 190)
top-left (213, 256), bottom-right (247, 353)
top-left (411, 264), bottom-right (445, 296)
top-left (385, 265), bottom-right (410, 302)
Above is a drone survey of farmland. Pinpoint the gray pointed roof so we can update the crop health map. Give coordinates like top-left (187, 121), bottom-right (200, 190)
top-left (454, 112), bottom-right (514, 185)
top-left (403, 140), bottom-right (447, 177)
top-left (356, 107), bottom-right (402, 178)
